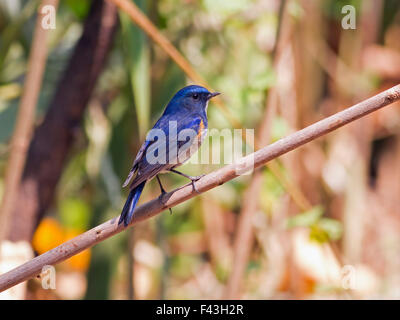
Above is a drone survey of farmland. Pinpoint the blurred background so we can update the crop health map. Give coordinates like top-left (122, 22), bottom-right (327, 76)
top-left (1, 0), bottom-right (400, 300)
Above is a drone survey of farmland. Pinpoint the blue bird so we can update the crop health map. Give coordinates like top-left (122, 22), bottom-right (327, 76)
top-left (119, 85), bottom-right (220, 226)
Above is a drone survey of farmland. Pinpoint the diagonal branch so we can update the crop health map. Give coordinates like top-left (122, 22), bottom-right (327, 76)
top-left (0, 84), bottom-right (399, 292)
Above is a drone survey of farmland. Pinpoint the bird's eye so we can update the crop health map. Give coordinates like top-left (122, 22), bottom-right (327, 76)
top-left (192, 93), bottom-right (199, 100)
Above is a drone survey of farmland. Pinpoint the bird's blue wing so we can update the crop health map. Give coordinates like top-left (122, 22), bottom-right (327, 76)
top-left (122, 113), bottom-right (172, 187)
top-left (126, 113), bottom-right (206, 190)
top-left (122, 139), bottom-right (152, 187)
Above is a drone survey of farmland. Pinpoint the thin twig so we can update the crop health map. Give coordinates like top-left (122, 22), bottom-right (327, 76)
top-left (0, 84), bottom-right (399, 292)
top-left (0, 0), bottom-right (58, 242)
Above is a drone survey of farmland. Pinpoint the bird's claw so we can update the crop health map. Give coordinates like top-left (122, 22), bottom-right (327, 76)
top-left (192, 174), bottom-right (205, 181)
top-left (190, 174), bottom-right (204, 193)
top-left (169, 169), bottom-right (205, 194)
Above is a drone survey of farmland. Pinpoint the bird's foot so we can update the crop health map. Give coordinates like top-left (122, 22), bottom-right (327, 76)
top-left (156, 175), bottom-right (172, 214)
top-left (189, 174), bottom-right (205, 194)
top-left (191, 174), bottom-right (205, 181)
top-left (169, 169), bottom-right (205, 194)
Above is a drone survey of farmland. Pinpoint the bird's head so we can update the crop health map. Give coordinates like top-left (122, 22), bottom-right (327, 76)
top-left (166, 85), bottom-right (220, 114)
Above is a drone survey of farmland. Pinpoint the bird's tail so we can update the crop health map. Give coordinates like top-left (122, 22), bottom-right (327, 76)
top-left (119, 181), bottom-right (146, 227)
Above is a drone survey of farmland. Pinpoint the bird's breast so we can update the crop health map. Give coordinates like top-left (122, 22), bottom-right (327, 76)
top-left (176, 121), bottom-right (207, 165)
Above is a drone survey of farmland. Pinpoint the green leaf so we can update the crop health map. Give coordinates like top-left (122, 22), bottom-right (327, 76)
top-left (251, 70), bottom-right (276, 91)
top-left (64, 0), bottom-right (91, 20)
top-left (309, 218), bottom-right (343, 243)
top-left (59, 198), bottom-right (92, 230)
top-left (271, 116), bottom-right (290, 142)
top-left (286, 206), bottom-right (324, 228)
top-left (318, 218), bottom-right (343, 241)
top-left (309, 224), bottom-right (330, 243)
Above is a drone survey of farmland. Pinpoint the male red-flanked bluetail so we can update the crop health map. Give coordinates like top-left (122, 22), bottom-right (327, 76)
top-left (119, 85), bottom-right (220, 226)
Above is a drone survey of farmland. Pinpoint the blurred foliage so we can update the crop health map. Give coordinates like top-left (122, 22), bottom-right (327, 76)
top-left (2, 0), bottom-right (400, 300)
top-left (286, 206), bottom-right (343, 243)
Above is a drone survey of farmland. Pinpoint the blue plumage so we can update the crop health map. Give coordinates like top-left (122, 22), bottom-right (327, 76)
top-left (118, 181), bottom-right (146, 227)
top-left (119, 85), bottom-right (220, 226)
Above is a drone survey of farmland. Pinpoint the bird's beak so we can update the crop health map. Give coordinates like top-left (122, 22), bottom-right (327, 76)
top-left (207, 92), bottom-right (221, 100)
